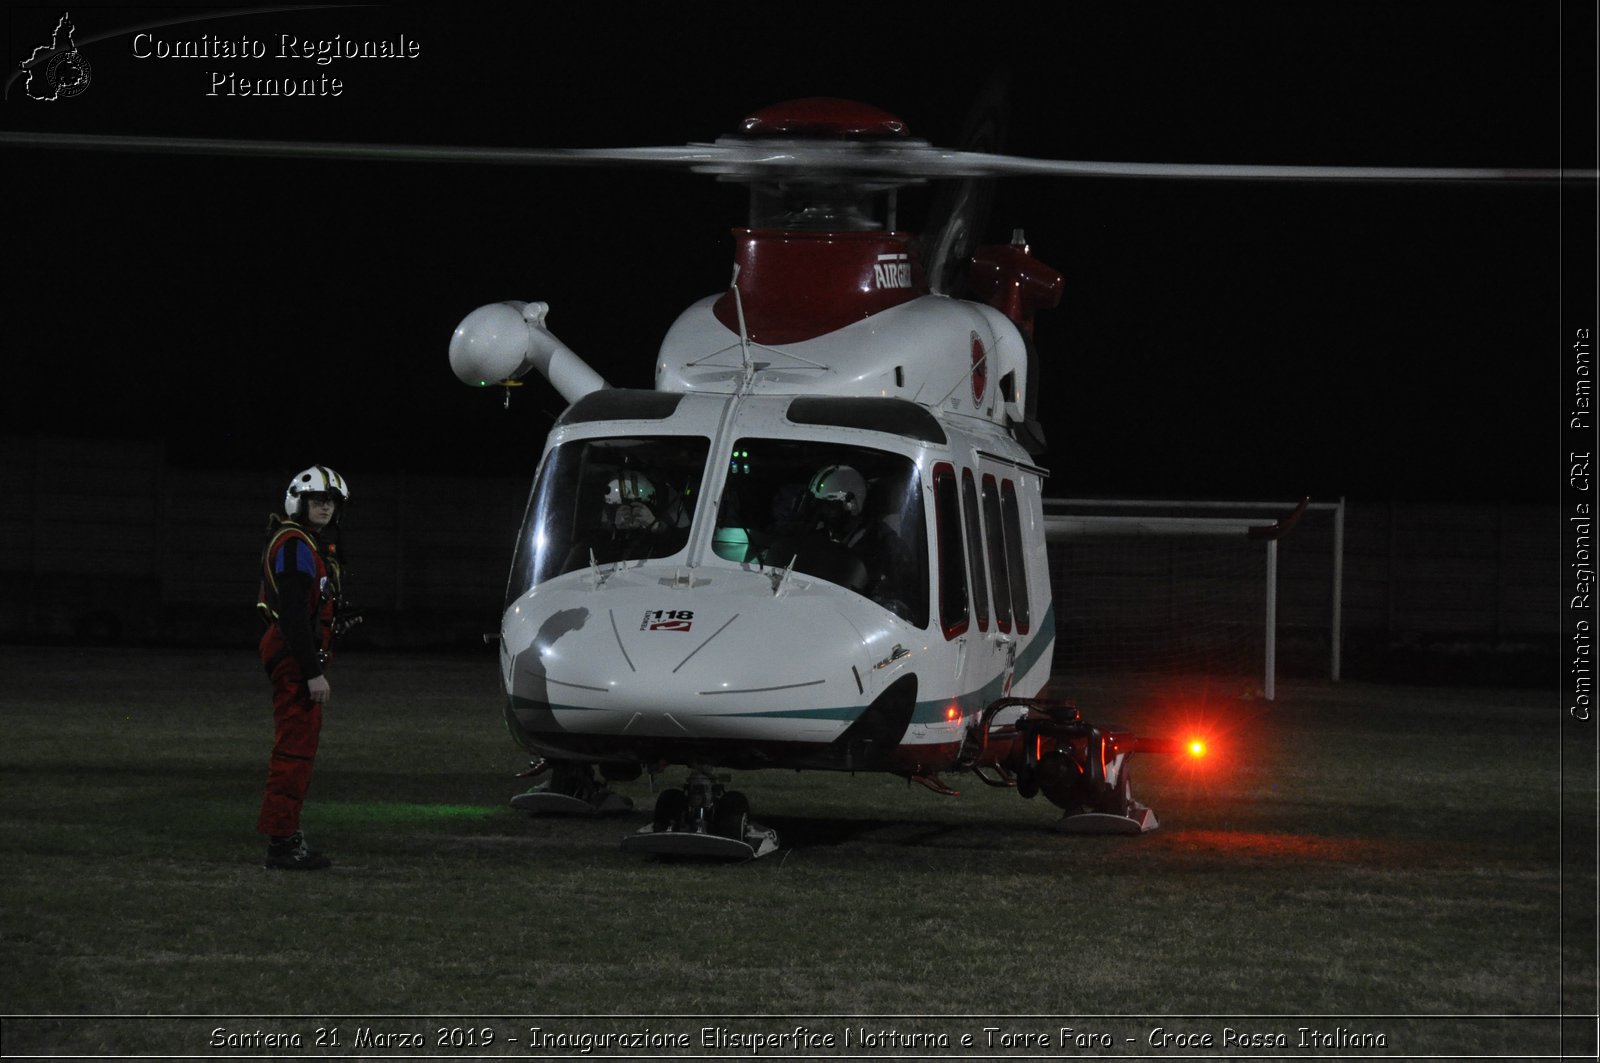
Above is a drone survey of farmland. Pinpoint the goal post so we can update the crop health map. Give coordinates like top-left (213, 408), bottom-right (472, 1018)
top-left (1043, 498), bottom-right (1345, 701)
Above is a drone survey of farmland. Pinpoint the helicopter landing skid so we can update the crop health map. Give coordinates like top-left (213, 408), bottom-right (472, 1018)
top-left (1055, 804), bottom-right (1159, 835)
top-left (509, 789), bottom-right (633, 815)
top-left (510, 760), bottom-right (635, 815)
top-left (621, 822), bottom-right (779, 860)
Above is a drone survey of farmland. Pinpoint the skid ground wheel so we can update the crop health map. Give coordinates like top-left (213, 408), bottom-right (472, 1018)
top-left (712, 790), bottom-right (749, 841)
top-left (652, 788), bottom-right (688, 832)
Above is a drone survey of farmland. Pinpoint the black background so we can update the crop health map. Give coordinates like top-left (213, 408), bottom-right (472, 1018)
top-left (4, 1), bottom-right (1595, 503)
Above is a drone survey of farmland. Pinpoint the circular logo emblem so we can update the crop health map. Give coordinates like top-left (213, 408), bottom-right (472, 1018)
top-left (970, 332), bottom-right (988, 406)
top-left (45, 50), bottom-right (91, 98)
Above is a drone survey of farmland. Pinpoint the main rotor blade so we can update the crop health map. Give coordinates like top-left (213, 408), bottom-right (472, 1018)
top-left (931, 150), bottom-right (1593, 183)
top-left (0, 129), bottom-right (1587, 183)
top-left (0, 130), bottom-right (719, 168)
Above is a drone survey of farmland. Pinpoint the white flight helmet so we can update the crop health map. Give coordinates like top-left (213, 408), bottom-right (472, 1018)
top-left (284, 465), bottom-right (351, 518)
top-left (604, 470), bottom-right (655, 506)
top-left (809, 464), bottom-right (867, 517)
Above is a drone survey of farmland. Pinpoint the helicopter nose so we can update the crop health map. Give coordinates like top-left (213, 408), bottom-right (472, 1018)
top-left (504, 589), bottom-right (888, 743)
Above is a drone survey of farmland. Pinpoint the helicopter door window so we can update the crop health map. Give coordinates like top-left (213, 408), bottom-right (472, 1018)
top-left (931, 463), bottom-right (969, 640)
top-left (715, 438), bottom-right (928, 627)
top-left (1000, 479), bottom-right (1031, 635)
top-left (982, 473), bottom-right (1013, 634)
top-left (506, 435), bottom-right (710, 604)
top-left (960, 469), bottom-right (989, 632)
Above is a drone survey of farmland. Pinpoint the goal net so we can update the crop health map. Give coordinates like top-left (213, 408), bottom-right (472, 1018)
top-left (1043, 500), bottom-right (1333, 700)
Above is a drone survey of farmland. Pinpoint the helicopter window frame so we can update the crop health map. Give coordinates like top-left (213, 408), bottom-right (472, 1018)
top-left (506, 433), bottom-right (712, 603)
top-left (982, 472), bottom-right (1013, 634)
top-left (960, 469), bottom-right (989, 633)
top-left (931, 462), bottom-right (969, 641)
top-left (712, 435), bottom-right (929, 628)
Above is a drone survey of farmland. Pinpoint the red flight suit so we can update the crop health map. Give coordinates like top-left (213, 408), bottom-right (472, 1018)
top-left (255, 518), bottom-right (341, 837)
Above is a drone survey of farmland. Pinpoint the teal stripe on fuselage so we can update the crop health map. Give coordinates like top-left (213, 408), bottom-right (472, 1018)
top-left (908, 600), bottom-right (1056, 723)
top-left (715, 705), bottom-right (865, 721)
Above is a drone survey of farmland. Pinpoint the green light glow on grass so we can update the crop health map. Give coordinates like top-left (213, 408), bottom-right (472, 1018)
top-left (321, 802), bottom-right (499, 826)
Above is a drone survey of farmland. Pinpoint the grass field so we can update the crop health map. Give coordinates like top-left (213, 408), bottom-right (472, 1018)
top-left (0, 645), bottom-right (1593, 1060)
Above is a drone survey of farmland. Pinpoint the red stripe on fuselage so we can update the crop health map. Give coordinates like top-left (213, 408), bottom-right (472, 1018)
top-left (713, 230), bottom-right (927, 345)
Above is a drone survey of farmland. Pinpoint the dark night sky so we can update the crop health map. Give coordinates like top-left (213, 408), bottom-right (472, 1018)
top-left (4, 1), bottom-right (1595, 504)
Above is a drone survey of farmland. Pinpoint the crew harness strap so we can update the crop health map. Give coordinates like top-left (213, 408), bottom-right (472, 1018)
top-left (257, 519), bottom-right (342, 674)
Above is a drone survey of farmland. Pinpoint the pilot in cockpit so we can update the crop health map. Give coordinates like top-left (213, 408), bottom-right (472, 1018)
top-left (808, 464), bottom-right (867, 542)
top-left (764, 464), bottom-right (870, 592)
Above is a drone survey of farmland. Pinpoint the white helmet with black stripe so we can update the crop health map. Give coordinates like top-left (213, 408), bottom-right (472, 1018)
top-left (604, 470), bottom-right (654, 507)
top-left (284, 465), bottom-right (351, 519)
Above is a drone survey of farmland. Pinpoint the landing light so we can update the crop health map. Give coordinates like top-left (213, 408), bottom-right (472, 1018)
top-left (1187, 739), bottom-right (1208, 759)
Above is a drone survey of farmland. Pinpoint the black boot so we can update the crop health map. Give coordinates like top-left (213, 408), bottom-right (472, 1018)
top-left (264, 831), bottom-right (331, 870)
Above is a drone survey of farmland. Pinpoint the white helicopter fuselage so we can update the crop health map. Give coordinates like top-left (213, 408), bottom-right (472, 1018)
top-left (496, 289), bottom-right (1055, 778)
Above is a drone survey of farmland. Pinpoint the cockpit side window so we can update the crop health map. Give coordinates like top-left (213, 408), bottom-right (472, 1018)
top-left (714, 438), bottom-right (928, 627)
top-left (506, 435), bottom-right (709, 605)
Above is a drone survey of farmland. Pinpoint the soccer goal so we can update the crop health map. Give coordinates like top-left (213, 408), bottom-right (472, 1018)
top-left (1043, 498), bottom-right (1345, 700)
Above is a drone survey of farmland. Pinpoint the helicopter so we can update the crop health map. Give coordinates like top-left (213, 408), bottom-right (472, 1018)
top-left (435, 96), bottom-right (1579, 858)
top-left (2, 93), bottom-right (1582, 860)
top-left (448, 99), bottom-right (1156, 859)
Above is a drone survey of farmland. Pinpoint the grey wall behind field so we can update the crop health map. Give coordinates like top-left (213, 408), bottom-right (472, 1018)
top-left (0, 437), bottom-right (1559, 684)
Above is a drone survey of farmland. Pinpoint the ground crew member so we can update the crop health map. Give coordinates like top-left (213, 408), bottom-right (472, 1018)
top-left (256, 465), bottom-right (351, 870)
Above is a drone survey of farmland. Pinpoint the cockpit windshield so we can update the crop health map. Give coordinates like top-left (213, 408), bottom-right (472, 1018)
top-left (507, 436), bottom-right (708, 605)
top-left (713, 439), bottom-right (928, 626)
